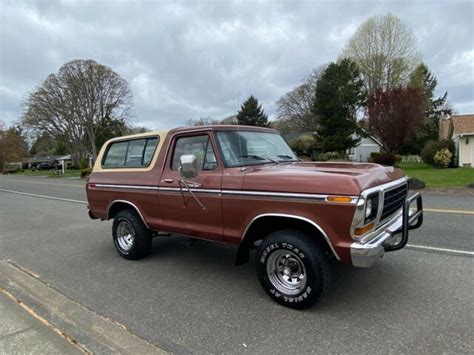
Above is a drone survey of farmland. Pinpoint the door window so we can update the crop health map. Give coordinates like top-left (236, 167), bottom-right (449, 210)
top-left (171, 135), bottom-right (217, 171)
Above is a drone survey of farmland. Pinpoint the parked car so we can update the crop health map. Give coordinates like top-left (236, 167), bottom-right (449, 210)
top-left (36, 162), bottom-right (54, 171)
top-left (86, 126), bottom-right (423, 309)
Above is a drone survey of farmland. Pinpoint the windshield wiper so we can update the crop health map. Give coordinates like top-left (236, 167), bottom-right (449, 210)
top-left (277, 155), bottom-right (302, 162)
top-left (239, 155), bottom-right (279, 164)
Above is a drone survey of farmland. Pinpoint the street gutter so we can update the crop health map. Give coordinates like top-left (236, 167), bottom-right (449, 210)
top-left (0, 260), bottom-right (167, 354)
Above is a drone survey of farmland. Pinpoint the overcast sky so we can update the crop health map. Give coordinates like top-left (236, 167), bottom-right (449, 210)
top-left (1, 0), bottom-right (473, 130)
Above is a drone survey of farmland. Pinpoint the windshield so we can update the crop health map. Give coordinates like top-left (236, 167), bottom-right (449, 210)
top-left (216, 130), bottom-right (298, 167)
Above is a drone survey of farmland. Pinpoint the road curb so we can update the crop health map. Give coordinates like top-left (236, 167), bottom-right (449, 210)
top-left (0, 260), bottom-right (167, 354)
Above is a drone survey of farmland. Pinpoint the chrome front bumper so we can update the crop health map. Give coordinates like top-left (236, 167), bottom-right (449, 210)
top-left (351, 192), bottom-right (423, 268)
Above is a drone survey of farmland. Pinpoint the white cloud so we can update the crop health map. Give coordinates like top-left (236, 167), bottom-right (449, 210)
top-left (0, 0), bottom-right (473, 130)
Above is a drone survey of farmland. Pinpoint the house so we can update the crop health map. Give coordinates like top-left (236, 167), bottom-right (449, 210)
top-left (283, 131), bottom-right (381, 162)
top-left (440, 114), bottom-right (474, 167)
top-left (347, 133), bottom-right (382, 162)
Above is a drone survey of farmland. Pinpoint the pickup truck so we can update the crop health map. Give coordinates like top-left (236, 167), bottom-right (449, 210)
top-left (86, 125), bottom-right (423, 309)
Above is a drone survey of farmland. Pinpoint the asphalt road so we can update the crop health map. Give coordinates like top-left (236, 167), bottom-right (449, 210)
top-left (0, 175), bottom-right (473, 353)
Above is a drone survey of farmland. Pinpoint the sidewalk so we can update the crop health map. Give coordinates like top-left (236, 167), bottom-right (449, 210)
top-left (0, 260), bottom-right (165, 354)
top-left (0, 290), bottom-right (82, 354)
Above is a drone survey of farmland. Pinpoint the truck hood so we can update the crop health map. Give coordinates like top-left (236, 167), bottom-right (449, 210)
top-left (241, 162), bottom-right (405, 196)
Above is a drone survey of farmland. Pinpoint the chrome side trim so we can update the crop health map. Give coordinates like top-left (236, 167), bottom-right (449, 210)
top-left (160, 187), bottom-right (222, 194)
top-left (242, 213), bottom-right (340, 261)
top-left (95, 183), bottom-right (159, 191)
top-left (92, 184), bottom-right (358, 204)
top-left (107, 200), bottom-right (150, 229)
top-left (223, 190), bottom-right (326, 201)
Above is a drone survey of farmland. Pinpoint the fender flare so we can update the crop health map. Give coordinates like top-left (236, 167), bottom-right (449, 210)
top-left (235, 213), bottom-right (340, 265)
top-left (107, 200), bottom-right (150, 229)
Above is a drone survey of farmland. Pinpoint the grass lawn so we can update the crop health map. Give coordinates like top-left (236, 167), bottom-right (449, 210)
top-left (9, 169), bottom-right (82, 178)
top-left (399, 163), bottom-right (474, 188)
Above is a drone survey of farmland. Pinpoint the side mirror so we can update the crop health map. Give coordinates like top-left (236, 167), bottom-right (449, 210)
top-left (179, 154), bottom-right (198, 179)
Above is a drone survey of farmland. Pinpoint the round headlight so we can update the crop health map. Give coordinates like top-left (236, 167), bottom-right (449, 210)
top-left (365, 199), bottom-right (373, 218)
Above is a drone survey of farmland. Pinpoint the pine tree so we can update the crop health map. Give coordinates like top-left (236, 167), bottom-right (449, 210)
top-left (236, 96), bottom-right (270, 127)
top-left (312, 59), bottom-right (365, 154)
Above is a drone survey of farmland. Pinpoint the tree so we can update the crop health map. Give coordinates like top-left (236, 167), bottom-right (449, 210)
top-left (220, 115), bottom-right (238, 125)
top-left (93, 115), bottom-right (128, 152)
top-left (367, 86), bottom-right (425, 154)
top-left (29, 132), bottom-right (55, 156)
top-left (289, 134), bottom-right (318, 156)
top-left (275, 67), bottom-right (326, 132)
top-left (0, 124), bottom-right (29, 169)
top-left (312, 59), bottom-right (365, 154)
top-left (126, 126), bottom-right (151, 135)
top-left (29, 133), bottom-right (67, 156)
top-left (236, 96), bottom-right (269, 127)
top-left (342, 13), bottom-right (420, 93)
top-left (185, 117), bottom-right (221, 127)
top-left (22, 59), bottom-right (133, 163)
top-left (401, 63), bottom-right (452, 153)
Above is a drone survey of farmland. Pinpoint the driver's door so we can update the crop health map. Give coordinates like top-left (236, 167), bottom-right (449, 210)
top-left (158, 132), bottom-right (223, 241)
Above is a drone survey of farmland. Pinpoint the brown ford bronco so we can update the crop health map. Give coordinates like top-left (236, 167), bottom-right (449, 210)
top-left (86, 125), bottom-right (423, 309)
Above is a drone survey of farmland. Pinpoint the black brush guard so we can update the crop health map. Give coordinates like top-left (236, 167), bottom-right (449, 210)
top-left (384, 192), bottom-right (424, 252)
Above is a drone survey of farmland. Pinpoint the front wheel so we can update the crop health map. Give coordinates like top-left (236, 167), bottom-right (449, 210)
top-left (112, 209), bottom-right (152, 260)
top-left (256, 229), bottom-right (331, 309)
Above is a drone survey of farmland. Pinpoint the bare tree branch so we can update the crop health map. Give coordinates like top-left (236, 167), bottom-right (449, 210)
top-left (342, 13), bottom-right (421, 94)
top-left (22, 59), bottom-right (133, 162)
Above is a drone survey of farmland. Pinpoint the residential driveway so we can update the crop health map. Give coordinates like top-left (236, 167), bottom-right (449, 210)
top-left (0, 175), bottom-right (473, 353)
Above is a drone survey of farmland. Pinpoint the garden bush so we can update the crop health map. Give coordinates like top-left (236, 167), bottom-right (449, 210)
top-left (370, 152), bottom-right (381, 162)
top-left (433, 148), bottom-right (452, 168)
top-left (372, 152), bottom-right (396, 166)
top-left (421, 140), bottom-right (456, 167)
top-left (318, 151), bottom-right (342, 161)
top-left (289, 135), bottom-right (317, 156)
top-left (79, 158), bottom-right (89, 170)
top-left (80, 167), bottom-right (92, 178)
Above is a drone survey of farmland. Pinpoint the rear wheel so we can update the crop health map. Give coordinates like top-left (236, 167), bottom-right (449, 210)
top-left (112, 209), bottom-right (152, 260)
top-left (256, 229), bottom-right (331, 309)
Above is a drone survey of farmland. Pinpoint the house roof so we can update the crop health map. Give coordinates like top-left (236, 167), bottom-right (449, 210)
top-left (452, 114), bottom-right (474, 136)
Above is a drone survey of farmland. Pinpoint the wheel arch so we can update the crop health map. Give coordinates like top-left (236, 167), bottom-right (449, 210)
top-left (107, 200), bottom-right (149, 229)
top-left (235, 213), bottom-right (340, 265)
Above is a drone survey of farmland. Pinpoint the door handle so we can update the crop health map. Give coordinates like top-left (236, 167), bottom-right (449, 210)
top-left (162, 179), bottom-right (174, 183)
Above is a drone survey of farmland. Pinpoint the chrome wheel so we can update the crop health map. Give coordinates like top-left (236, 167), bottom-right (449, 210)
top-left (266, 250), bottom-right (307, 295)
top-left (116, 219), bottom-right (135, 252)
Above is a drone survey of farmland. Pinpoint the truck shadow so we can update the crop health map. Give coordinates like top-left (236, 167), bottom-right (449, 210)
top-left (144, 235), bottom-right (414, 313)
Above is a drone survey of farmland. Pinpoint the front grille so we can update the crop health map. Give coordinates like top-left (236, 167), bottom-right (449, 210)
top-left (381, 183), bottom-right (408, 221)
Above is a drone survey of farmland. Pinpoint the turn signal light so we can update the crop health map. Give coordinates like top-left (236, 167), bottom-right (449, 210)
top-left (327, 196), bottom-right (353, 203)
top-left (354, 222), bottom-right (374, 236)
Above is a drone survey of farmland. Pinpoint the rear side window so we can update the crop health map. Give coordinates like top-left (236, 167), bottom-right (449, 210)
top-left (103, 137), bottom-right (159, 168)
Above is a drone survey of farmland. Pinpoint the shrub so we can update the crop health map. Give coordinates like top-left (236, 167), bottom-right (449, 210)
top-left (421, 141), bottom-right (438, 165)
top-left (318, 151), bottom-right (342, 161)
top-left (80, 167), bottom-right (92, 178)
top-left (370, 152), bottom-right (381, 162)
top-left (290, 135), bottom-right (317, 155)
top-left (372, 152), bottom-right (396, 166)
top-left (433, 148), bottom-right (452, 168)
top-left (79, 158), bottom-right (89, 170)
top-left (421, 140), bottom-right (456, 167)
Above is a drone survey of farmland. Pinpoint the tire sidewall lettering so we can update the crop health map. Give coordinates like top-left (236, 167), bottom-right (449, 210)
top-left (261, 242), bottom-right (310, 304)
